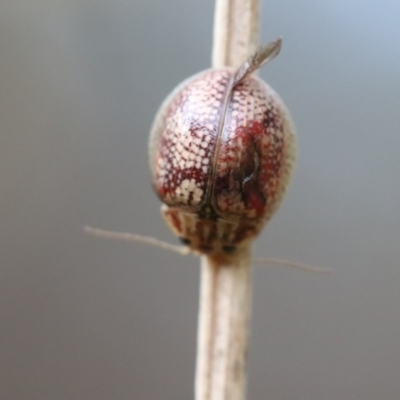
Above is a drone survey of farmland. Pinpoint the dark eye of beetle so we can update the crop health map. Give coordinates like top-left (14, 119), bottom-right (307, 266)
top-left (222, 245), bottom-right (236, 254)
top-left (179, 237), bottom-right (191, 246)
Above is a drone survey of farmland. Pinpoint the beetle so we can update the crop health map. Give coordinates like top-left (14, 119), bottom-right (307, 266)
top-left (149, 38), bottom-right (296, 256)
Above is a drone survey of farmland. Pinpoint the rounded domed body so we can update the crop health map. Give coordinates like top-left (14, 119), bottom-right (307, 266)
top-left (149, 67), bottom-right (296, 256)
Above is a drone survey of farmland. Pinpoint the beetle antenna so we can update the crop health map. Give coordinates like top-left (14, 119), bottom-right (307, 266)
top-left (252, 257), bottom-right (331, 273)
top-left (84, 226), bottom-right (329, 273)
top-left (83, 226), bottom-right (190, 255)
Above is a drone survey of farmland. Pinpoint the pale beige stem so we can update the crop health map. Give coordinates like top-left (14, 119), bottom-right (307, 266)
top-left (212, 0), bottom-right (259, 69)
top-left (84, 4), bottom-right (261, 400)
top-left (196, 246), bottom-right (252, 400)
top-left (196, 3), bottom-right (259, 398)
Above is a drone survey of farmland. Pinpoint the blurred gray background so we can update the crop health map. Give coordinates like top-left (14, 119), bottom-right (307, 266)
top-left (1, 1), bottom-right (400, 399)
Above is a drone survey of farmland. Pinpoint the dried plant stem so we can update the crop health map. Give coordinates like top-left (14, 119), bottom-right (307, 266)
top-left (196, 247), bottom-right (252, 400)
top-left (195, 1), bottom-right (259, 399)
top-left (212, 0), bottom-right (259, 69)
